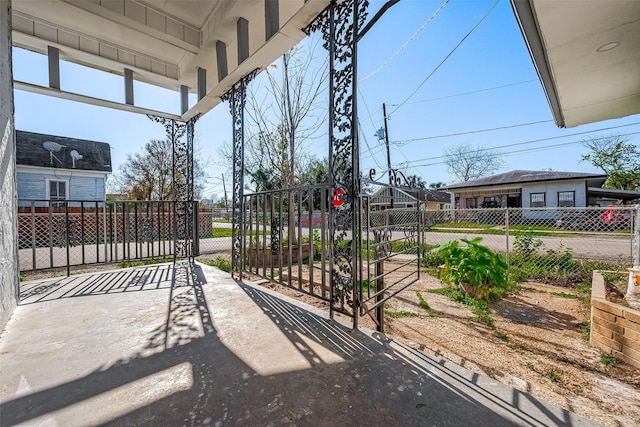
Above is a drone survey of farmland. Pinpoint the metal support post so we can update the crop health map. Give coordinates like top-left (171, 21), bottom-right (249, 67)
top-left (304, 0), bottom-right (368, 328)
top-left (221, 69), bottom-right (258, 278)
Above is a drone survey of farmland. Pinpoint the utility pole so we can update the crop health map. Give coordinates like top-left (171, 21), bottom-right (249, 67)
top-left (222, 173), bottom-right (229, 212)
top-left (382, 103), bottom-right (393, 208)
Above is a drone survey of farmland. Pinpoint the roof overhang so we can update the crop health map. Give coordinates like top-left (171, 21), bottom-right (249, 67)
top-left (511, 0), bottom-right (640, 128)
top-left (587, 187), bottom-right (640, 202)
top-left (12, 0), bottom-right (330, 121)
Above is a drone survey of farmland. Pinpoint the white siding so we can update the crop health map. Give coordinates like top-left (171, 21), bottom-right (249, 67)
top-left (521, 180), bottom-right (587, 208)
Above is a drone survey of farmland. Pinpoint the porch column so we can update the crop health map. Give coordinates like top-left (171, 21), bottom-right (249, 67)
top-left (148, 115), bottom-right (199, 261)
top-left (304, 0), bottom-right (368, 327)
top-left (222, 70), bottom-right (258, 278)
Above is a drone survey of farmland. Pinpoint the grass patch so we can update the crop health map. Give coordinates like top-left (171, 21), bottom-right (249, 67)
top-left (526, 363), bottom-right (535, 370)
top-left (386, 310), bottom-right (419, 319)
top-left (416, 291), bottom-right (441, 317)
top-left (117, 257), bottom-right (174, 268)
top-left (201, 256), bottom-right (232, 273)
top-left (576, 321), bottom-right (591, 341)
top-left (600, 354), bottom-right (616, 367)
top-left (211, 227), bottom-right (233, 238)
top-left (552, 291), bottom-right (581, 299)
top-left (496, 331), bottom-right (510, 342)
top-left (428, 286), bottom-right (494, 327)
top-left (545, 371), bottom-right (561, 382)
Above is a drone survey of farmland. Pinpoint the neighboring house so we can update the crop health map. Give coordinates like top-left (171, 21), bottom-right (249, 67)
top-left (16, 130), bottom-right (112, 206)
top-left (369, 187), bottom-right (451, 210)
top-left (443, 170), bottom-right (613, 210)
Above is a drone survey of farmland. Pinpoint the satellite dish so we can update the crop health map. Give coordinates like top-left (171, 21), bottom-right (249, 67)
top-left (42, 141), bottom-right (65, 152)
top-left (70, 150), bottom-right (83, 168)
top-left (42, 141), bottom-right (66, 166)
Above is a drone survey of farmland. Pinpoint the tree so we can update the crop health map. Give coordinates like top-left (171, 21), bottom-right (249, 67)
top-left (444, 142), bottom-right (505, 182)
top-left (429, 181), bottom-right (446, 189)
top-left (581, 135), bottom-right (640, 190)
top-left (298, 156), bottom-right (329, 210)
top-left (243, 38), bottom-right (328, 244)
top-left (405, 174), bottom-right (427, 188)
top-left (109, 138), bottom-right (206, 200)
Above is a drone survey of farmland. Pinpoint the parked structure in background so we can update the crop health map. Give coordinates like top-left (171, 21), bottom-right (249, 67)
top-left (444, 169), bottom-right (640, 210)
top-left (16, 130), bottom-right (112, 206)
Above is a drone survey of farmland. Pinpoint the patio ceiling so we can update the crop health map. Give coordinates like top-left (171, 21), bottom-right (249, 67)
top-left (511, 0), bottom-right (640, 128)
top-left (12, 0), bottom-right (329, 120)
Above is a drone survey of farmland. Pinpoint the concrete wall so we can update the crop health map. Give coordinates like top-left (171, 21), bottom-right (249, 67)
top-left (591, 271), bottom-right (640, 369)
top-left (0, 0), bottom-right (19, 330)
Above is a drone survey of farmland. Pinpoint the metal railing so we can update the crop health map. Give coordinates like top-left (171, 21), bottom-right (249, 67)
top-left (17, 200), bottom-right (204, 273)
top-left (241, 184), bottom-right (332, 302)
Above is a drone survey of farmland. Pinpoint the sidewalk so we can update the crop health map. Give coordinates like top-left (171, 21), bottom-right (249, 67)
top-left (0, 262), bottom-right (600, 426)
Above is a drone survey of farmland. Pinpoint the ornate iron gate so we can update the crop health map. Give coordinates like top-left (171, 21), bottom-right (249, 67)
top-left (360, 178), bottom-right (422, 332)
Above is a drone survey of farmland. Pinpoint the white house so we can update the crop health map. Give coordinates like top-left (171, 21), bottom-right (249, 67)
top-left (16, 130), bottom-right (112, 206)
top-left (444, 170), bottom-right (612, 210)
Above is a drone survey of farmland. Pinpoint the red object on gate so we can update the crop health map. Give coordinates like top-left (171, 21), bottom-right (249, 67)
top-left (332, 188), bottom-right (346, 207)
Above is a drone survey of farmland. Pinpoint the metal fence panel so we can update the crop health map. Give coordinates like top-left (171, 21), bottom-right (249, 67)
top-left (422, 206), bottom-right (637, 268)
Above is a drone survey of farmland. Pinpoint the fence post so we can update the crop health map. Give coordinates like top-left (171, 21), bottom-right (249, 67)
top-left (505, 208), bottom-right (510, 266)
top-left (633, 205), bottom-right (640, 267)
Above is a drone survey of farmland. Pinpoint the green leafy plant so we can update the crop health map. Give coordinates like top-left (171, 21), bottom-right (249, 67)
top-left (600, 354), bottom-right (616, 367)
top-left (546, 371), bottom-right (561, 382)
top-left (437, 237), bottom-right (509, 300)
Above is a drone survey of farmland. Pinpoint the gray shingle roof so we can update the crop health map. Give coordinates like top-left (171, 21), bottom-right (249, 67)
top-left (16, 130), bottom-right (112, 172)
top-left (444, 170), bottom-right (607, 190)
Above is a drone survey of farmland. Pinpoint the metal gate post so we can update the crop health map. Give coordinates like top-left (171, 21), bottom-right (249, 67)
top-left (304, 0), bottom-right (368, 328)
top-left (222, 70), bottom-right (258, 279)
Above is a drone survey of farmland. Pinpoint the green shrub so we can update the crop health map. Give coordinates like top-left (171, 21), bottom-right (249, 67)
top-left (437, 238), bottom-right (509, 300)
top-left (202, 256), bottom-right (232, 273)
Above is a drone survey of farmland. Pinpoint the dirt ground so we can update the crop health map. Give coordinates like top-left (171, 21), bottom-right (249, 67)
top-left (253, 269), bottom-right (640, 427)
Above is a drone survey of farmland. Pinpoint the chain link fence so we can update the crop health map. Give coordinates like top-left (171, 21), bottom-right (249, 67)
top-left (421, 206), bottom-right (639, 285)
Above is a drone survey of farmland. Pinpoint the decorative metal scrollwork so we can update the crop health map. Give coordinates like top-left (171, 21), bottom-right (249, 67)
top-left (368, 167), bottom-right (415, 188)
top-left (270, 215), bottom-right (281, 255)
top-left (304, 0), bottom-right (368, 321)
top-left (147, 114), bottom-right (199, 259)
top-left (221, 69), bottom-right (259, 276)
top-left (55, 218), bottom-right (78, 247)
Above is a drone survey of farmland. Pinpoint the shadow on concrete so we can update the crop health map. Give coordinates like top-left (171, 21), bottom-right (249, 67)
top-left (1, 262), bottom-right (595, 426)
top-left (19, 263), bottom-right (178, 304)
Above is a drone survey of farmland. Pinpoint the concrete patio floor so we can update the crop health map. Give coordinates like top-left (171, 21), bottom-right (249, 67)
top-left (0, 262), bottom-right (600, 426)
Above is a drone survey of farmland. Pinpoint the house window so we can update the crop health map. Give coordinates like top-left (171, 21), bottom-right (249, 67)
top-left (530, 192), bottom-right (545, 208)
top-left (48, 180), bottom-right (67, 207)
top-left (465, 197), bottom-right (477, 209)
top-left (558, 191), bottom-right (575, 207)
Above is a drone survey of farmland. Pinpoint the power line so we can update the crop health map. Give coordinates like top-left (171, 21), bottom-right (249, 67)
top-left (408, 121), bottom-right (640, 163)
top-left (360, 0), bottom-right (451, 82)
top-left (399, 79), bottom-right (538, 105)
top-left (390, 0), bottom-right (500, 116)
top-left (408, 130), bottom-right (640, 168)
top-left (358, 119), bottom-right (386, 170)
top-left (394, 119), bottom-right (553, 145)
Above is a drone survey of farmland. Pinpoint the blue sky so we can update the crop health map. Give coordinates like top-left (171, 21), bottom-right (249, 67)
top-left (12, 0), bottom-right (640, 199)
